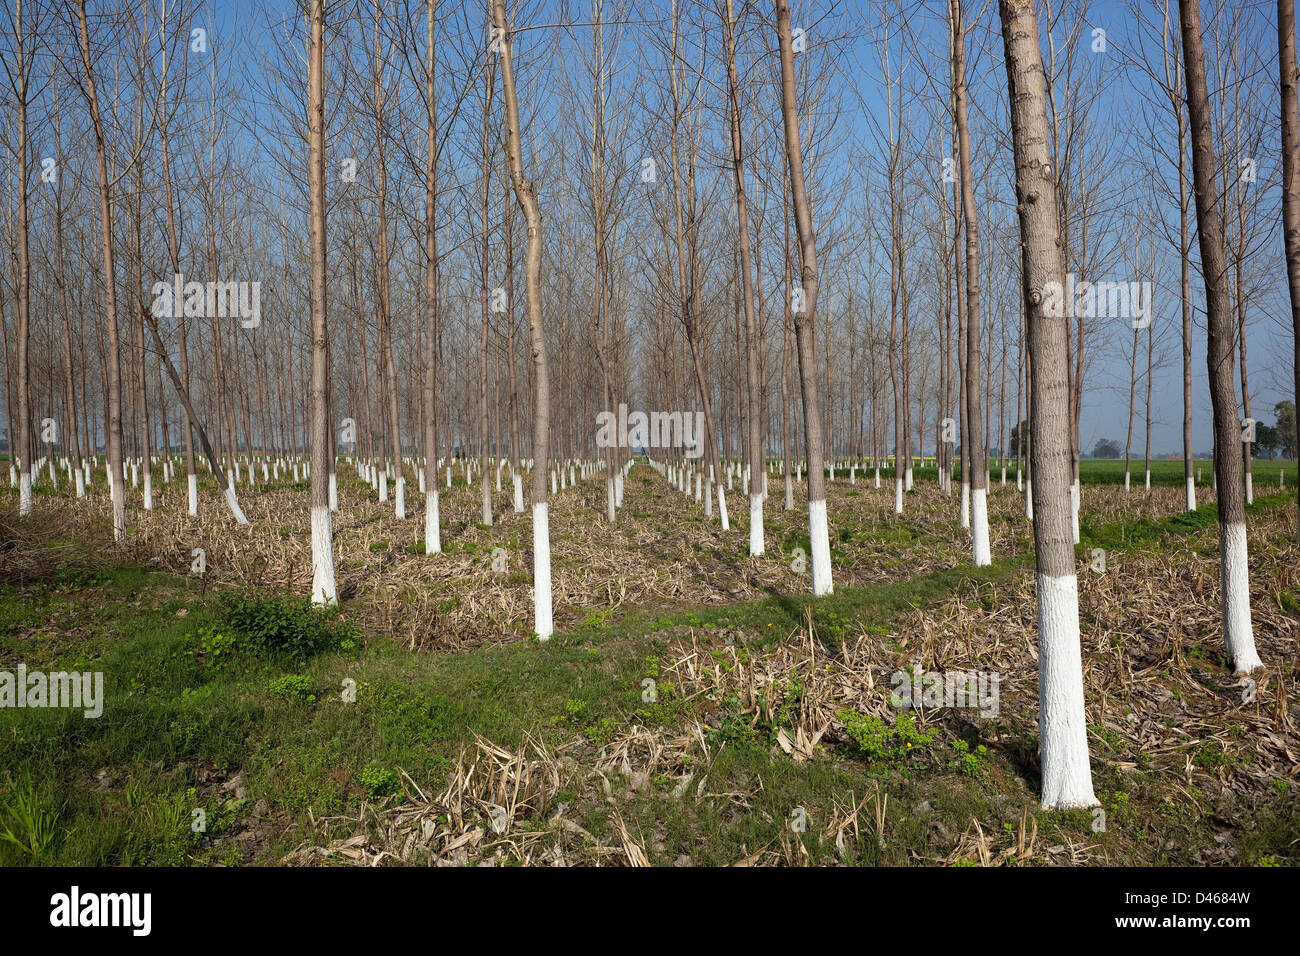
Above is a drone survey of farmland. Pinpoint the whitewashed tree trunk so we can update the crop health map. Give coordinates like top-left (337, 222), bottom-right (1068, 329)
top-left (1180, 0), bottom-right (1262, 673)
top-left (777, 0), bottom-right (831, 596)
top-left (494, 0), bottom-right (552, 638)
top-left (1000, 0), bottom-right (1097, 809)
top-left (307, 0), bottom-right (336, 606)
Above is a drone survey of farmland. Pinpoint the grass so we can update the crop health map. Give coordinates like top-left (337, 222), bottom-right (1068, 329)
top-left (1076, 456), bottom-right (1294, 487)
top-left (0, 457), bottom-right (1295, 866)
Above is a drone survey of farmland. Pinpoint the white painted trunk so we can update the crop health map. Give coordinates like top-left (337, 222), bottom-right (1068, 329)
top-left (144, 475), bottom-right (153, 510)
top-left (395, 477), bottom-right (406, 520)
top-left (74, 468), bottom-right (85, 499)
top-left (1221, 522), bottom-right (1262, 673)
top-left (329, 471), bottom-right (338, 512)
top-left (311, 504), bottom-right (337, 606)
top-left (960, 482), bottom-right (970, 529)
top-left (1244, 472), bottom-right (1253, 505)
top-left (971, 488), bottom-right (991, 566)
top-left (188, 474), bottom-right (198, 516)
top-left (379, 471), bottom-right (388, 502)
top-left (1185, 476), bottom-right (1197, 511)
top-left (19, 474), bottom-right (32, 517)
top-left (808, 498), bottom-right (833, 596)
top-left (425, 490), bottom-right (442, 553)
top-left (1025, 479), bottom-right (1033, 520)
top-left (223, 484), bottom-right (250, 524)
top-left (749, 494), bottom-right (764, 556)
top-left (532, 502), bottom-right (554, 640)
top-left (1036, 572), bottom-right (1098, 809)
top-left (894, 478), bottom-right (904, 515)
top-left (717, 486), bottom-right (729, 531)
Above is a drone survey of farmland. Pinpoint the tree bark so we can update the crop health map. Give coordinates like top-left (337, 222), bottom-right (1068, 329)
top-left (776, 0), bottom-right (831, 595)
top-left (1179, 0), bottom-right (1262, 674)
top-left (493, 0), bottom-right (553, 638)
top-left (1278, 0), bottom-right (1300, 544)
top-left (999, 0), bottom-right (1097, 809)
top-left (307, 0), bottom-right (336, 605)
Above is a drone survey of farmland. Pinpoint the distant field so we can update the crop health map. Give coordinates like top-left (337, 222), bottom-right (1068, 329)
top-left (1078, 457), bottom-right (1296, 486)
top-left (5, 453), bottom-right (1294, 487)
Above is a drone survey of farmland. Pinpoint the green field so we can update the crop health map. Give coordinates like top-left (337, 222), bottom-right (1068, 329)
top-left (1077, 457), bottom-right (1295, 486)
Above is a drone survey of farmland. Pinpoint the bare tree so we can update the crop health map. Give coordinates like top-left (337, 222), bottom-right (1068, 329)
top-left (950, 0), bottom-right (990, 565)
top-left (722, 0), bottom-right (764, 555)
top-left (308, 0), bottom-right (336, 605)
top-left (776, 0), bottom-right (831, 595)
top-left (422, 0), bottom-right (442, 554)
top-left (1179, 0), bottom-right (1262, 674)
top-left (73, 0), bottom-right (127, 540)
top-left (493, 0), bottom-right (553, 638)
top-left (1000, 0), bottom-right (1097, 809)
top-left (1279, 0), bottom-right (1300, 544)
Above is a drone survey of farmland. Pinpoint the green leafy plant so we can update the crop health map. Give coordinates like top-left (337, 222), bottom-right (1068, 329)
top-left (950, 740), bottom-right (990, 781)
top-left (0, 780), bottom-right (60, 859)
top-left (358, 767), bottom-right (400, 799)
top-left (268, 674), bottom-right (317, 704)
top-left (838, 709), bottom-right (935, 762)
top-left (195, 623), bottom-right (239, 670)
top-left (220, 593), bottom-right (357, 663)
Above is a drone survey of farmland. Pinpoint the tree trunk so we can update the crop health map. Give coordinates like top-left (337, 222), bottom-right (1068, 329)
top-left (423, 0), bottom-right (442, 554)
top-left (307, 0), bottom-right (336, 605)
top-left (999, 0), bottom-right (1097, 810)
top-left (1279, 0), bottom-right (1300, 544)
top-left (75, 0), bottom-right (127, 541)
top-left (493, 0), bottom-right (553, 638)
top-left (12, 0), bottom-right (32, 517)
top-left (776, 0), bottom-right (831, 595)
top-left (724, 0), bottom-right (764, 556)
top-left (1179, 0), bottom-right (1262, 674)
top-left (952, 0), bottom-right (990, 565)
